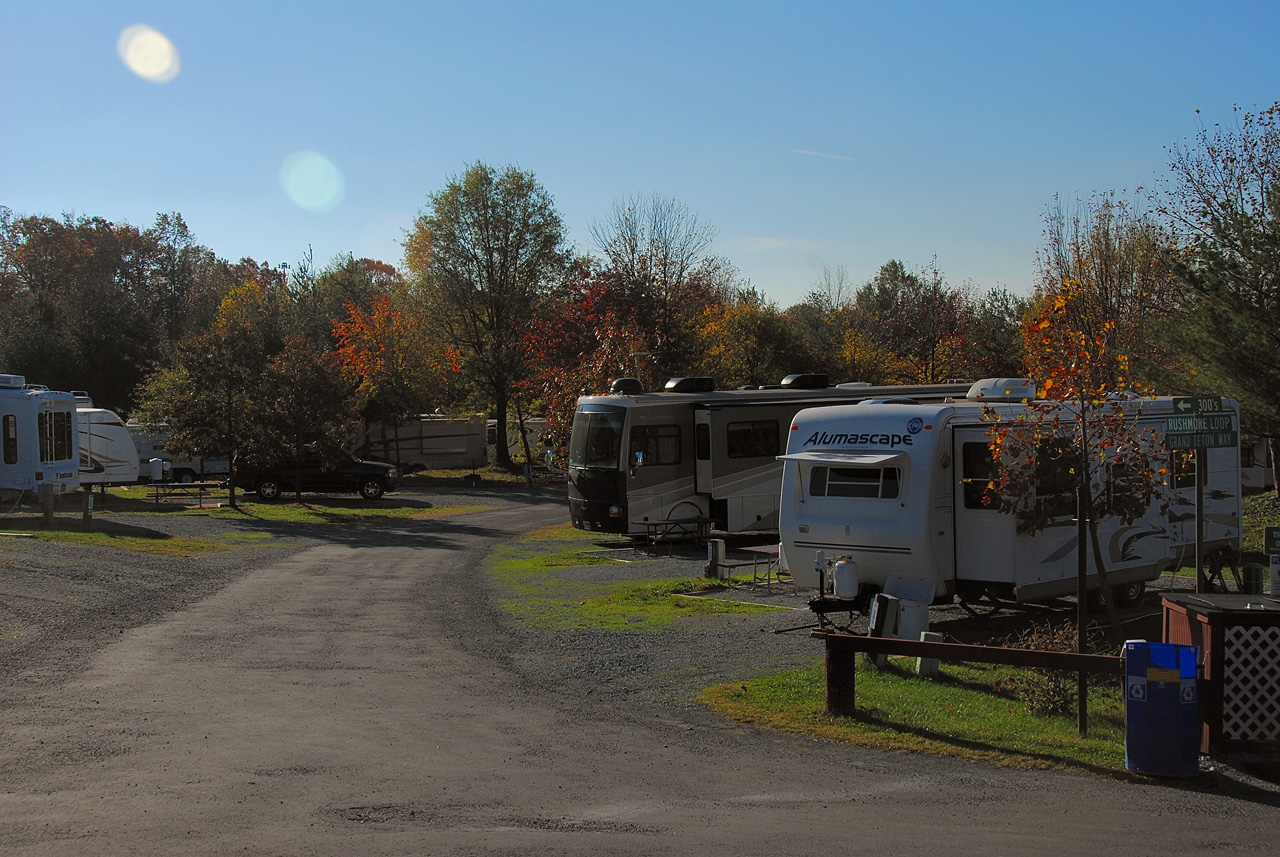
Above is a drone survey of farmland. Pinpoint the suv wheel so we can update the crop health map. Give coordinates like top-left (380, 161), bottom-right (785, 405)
top-left (256, 475), bottom-right (283, 501)
top-left (359, 477), bottom-right (385, 501)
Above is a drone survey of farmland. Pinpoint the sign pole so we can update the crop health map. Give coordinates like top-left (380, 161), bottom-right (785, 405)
top-left (1195, 447), bottom-right (1206, 594)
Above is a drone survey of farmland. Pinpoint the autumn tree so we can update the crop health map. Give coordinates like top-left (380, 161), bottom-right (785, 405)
top-left (134, 280), bottom-right (287, 506)
top-left (787, 265), bottom-right (857, 380)
top-left (696, 287), bottom-right (800, 388)
top-left (983, 282), bottom-right (1171, 646)
top-left (404, 163), bottom-right (570, 471)
top-left (333, 293), bottom-right (459, 465)
top-left (261, 335), bottom-right (359, 501)
top-left (1162, 103), bottom-right (1280, 493)
top-left (588, 194), bottom-right (737, 381)
top-left (522, 261), bottom-right (650, 454)
top-left (851, 260), bottom-right (972, 383)
top-left (1035, 193), bottom-right (1183, 391)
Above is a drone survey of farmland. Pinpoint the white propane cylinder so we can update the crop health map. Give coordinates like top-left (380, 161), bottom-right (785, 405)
top-left (833, 558), bottom-right (859, 599)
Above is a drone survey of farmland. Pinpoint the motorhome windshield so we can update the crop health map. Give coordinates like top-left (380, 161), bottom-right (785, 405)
top-left (569, 405), bottom-right (626, 469)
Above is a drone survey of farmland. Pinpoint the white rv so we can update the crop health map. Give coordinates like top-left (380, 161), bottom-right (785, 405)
top-left (568, 375), bottom-right (972, 535)
top-left (125, 421), bottom-right (230, 483)
top-left (77, 406), bottom-right (141, 486)
top-left (777, 379), bottom-right (1241, 607)
top-left (0, 374), bottom-right (80, 502)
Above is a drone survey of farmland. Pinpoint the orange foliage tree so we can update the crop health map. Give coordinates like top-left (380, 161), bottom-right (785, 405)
top-left (333, 294), bottom-right (459, 464)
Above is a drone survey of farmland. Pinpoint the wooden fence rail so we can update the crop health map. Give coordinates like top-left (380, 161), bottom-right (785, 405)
top-left (814, 630), bottom-right (1124, 718)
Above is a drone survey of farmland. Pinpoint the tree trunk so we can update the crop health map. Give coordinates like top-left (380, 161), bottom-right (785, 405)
top-left (492, 395), bottom-right (515, 471)
top-left (1269, 435), bottom-right (1280, 501)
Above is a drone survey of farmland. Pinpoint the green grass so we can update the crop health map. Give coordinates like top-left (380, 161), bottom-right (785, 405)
top-left (1243, 493), bottom-right (1280, 556)
top-left (202, 499), bottom-right (494, 524)
top-left (487, 531), bottom-right (777, 630)
top-left (0, 524), bottom-right (229, 556)
top-left (699, 658), bottom-right (1126, 773)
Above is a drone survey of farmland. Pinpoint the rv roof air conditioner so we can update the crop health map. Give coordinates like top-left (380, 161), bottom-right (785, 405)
top-left (967, 378), bottom-right (1036, 401)
top-left (780, 373), bottom-right (829, 389)
top-left (836, 381), bottom-right (872, 388)
top-left (664, 377), bottom-right (716, 393)
top-left (609, 377), bottom-right (645, 395)
top-left (0, 374), bottom-right (25, 389)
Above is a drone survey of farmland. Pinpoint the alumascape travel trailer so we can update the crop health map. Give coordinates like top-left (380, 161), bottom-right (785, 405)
top-left (0, 374), bottom-right (80, 503)
top-left (777, 378), bottom-right (1242, 607)
top-left (567, 374), bottom-right (972, 535)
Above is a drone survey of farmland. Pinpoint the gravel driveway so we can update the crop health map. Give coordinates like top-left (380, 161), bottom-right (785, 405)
top-left (2, 488), bottom-right (1278, 855)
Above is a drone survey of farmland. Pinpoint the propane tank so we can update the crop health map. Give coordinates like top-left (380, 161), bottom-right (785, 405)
top-left (833, 557), bottom-right (859, 599)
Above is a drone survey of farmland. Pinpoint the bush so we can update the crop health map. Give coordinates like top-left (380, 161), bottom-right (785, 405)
top-left (999, 620), bottom-right (1117, 716)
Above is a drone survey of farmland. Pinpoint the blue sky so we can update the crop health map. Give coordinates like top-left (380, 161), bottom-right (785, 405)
top-left (2, 1), bottom-right (1275, 306)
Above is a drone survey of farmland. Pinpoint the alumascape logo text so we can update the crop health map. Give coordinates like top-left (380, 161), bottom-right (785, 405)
top-left (801, 431), bottom-right (914, 447)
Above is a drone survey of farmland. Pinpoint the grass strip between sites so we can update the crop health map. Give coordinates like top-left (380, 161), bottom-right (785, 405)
top-left (699, 658), bottom-right (1126, 773)
top-left (0, 524), bottom-right (229, 556)
top-left (491, 522), bottom-right (778, 630)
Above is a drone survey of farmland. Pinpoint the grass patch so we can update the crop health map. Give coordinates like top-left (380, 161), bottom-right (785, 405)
top-left (0, 524), bottom-right (228, 556)
top-left (1243, 493), bottom-right (1280, 556)
top-left (489, 535), bottom-right (776, 631)
top-left (202, 499), bottom-right (492, 524)
top-left (700, 658), bottom-right (1125, 773)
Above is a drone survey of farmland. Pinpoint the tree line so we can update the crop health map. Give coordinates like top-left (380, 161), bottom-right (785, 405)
top-left (1, 103), bottom-right (1277, 482)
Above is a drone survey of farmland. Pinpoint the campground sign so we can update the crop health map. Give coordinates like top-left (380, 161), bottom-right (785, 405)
top-left (1166, 404), bottom-right (1237, 450)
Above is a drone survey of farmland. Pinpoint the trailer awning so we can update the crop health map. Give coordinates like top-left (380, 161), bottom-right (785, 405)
top-left (777, 450), bottom-right (907, 467)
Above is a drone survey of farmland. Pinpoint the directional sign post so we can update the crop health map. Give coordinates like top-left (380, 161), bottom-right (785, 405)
top-left (1172, 395), bottom-right (1223, 416)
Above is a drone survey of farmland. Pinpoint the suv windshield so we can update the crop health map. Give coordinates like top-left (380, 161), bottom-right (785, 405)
top-left (568, 405), bottom-right (625, 469)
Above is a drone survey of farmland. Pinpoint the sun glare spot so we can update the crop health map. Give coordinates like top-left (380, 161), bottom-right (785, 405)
top-left (279, 151), bottom-right (345, 213)
top-left (118, 25), bottom-right (181, 83)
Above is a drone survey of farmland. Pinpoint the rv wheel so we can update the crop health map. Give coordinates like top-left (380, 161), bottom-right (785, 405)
top-left (1114, 581), bottom-right (1145, 609)
top-left (256, 475), bottom-right (283, 501)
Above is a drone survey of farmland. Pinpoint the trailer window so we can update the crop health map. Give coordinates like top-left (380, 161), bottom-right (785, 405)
top-left (961, 442), bottom-right (996, 509)
top-left (630, 425), bottom-right (681, 466)
top-left (809, 465), bottom-right (900, 499)
top-left (1171, 450), bottom-right (1197, 489)
top-left (568, 406), bottom-right (625, 469)
top-left (1034, 437), bottom-right (1079, 519)
top-left (3, 415), bottom-right (16, 465)
top-left (726, 420), bottom-right (779, 459)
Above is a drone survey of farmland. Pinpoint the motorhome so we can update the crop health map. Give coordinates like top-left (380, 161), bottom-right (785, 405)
top-left (567, 375), bottom-right (971, 535)
top-left (777, 378), bottom-right (1241, 608)
top-left (77, 405), bottom-right (141, 486)
top-left (125, 421), bottom-right (230, 483)
top-left (0, 374), bottom-right (80, 503)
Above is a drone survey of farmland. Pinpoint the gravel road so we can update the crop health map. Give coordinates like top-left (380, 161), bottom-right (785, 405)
top-left (1, 488), bottom-right (1278, 856)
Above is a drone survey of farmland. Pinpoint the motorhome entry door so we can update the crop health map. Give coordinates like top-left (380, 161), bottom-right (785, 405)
top-left (952, 426), bottom-right (1016, 584)
top-left (694, 409), bottom-right (712, 495)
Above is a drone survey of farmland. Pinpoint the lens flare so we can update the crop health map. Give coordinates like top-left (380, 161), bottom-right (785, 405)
top-left (279, 151), bottom-right (345, 213)
top-left (117, 25), bottom-right (181, 83)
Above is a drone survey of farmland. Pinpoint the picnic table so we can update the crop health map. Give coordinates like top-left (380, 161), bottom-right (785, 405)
top-left (149, 481), bottom-right (222, 508)
top-left (630, 516), bottom-right (716, 555)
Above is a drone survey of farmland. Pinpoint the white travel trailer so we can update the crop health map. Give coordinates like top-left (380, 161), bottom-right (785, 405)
top-left (778, 379), bottom-right (1241, 607)
top-left (77, 406), bottom-right (141, 486)
top-left (0, 374), bottom-right (80, 502)
top-left (125, 421), bottom-right (230, 483)
top-left (567, 375), bottom-right (971, 535)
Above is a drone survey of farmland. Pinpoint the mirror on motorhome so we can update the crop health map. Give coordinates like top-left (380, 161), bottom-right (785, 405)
top-left (631, 450), bottom-right (644, 471)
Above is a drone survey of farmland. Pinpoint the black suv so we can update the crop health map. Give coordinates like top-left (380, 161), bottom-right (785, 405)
top-left (234, 455), bottom-right (398, 501)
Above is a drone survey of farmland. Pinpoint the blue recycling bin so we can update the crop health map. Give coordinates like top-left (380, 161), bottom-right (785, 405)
top-left (1124, 641), bottom-right (1200, 777)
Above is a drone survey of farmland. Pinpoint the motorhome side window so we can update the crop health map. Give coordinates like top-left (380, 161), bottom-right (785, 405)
top-left (1172, 450), bottom-right (1197, 489)
top-left (3, 415), bottom-right (16, 465)
top-left (961, 442), bottom-right (995, 509)
top-left (726, 420), bottom-right (779, 458)
top-left (37, 411), bottom-right (73, 463)
top-left (808, 465), bottom-right (900, 499)
top-left (630, 425), bottom-right (681, 466)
